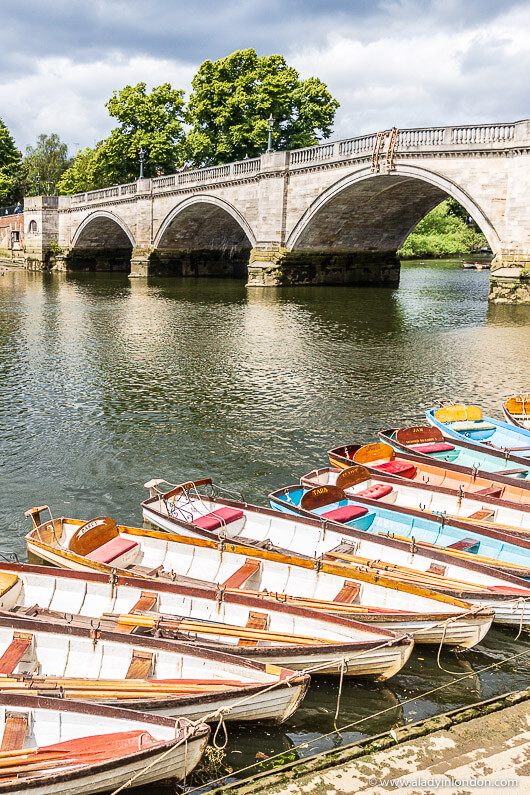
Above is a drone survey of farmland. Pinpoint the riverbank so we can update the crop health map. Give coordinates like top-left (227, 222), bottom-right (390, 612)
top-left (219, 688), bottom-right (530, 794)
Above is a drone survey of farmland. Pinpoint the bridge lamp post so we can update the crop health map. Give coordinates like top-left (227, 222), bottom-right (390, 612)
top-left (139, 147), bottom-right (145, 179)
top-left (267, 114), bottom-right (274, 153)
top-left (36, 172), bottom-right (40, 196)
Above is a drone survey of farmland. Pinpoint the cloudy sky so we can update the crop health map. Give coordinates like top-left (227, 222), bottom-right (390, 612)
top-left (2, 0), bottom-right (529, 153)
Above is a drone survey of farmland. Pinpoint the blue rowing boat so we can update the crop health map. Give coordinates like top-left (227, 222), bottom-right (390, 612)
top-left (268, 483), bottom-right (530, 578)
top-left (426, 404), bottom-right (530, 457)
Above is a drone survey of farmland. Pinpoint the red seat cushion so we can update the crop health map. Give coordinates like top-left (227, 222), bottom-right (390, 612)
top-left (375, 461), bottom-right (417, 478)
top-left (321, 505), bottom-right (369, 523)
top-left (86, 537), bottom-right (138, 564)
top-left (193, 506), bottom-right (244, 532)
top-left (356, 484), bottom-right (394, 500)
top-left (409, 442), bottom-right (455, 453)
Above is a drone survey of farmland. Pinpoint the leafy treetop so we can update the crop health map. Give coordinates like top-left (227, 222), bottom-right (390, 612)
top-left (58, 83), bottom-right (186, 194)
top-left (185, 49), bottom-right (339, 166)
top-left (24, 133), bottom-right (73, 195)
top-left (0, 118), bottom-right (23, 204)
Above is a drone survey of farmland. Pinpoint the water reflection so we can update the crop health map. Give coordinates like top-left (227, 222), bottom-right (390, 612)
top-left (0, 263), bottom-right (528, 790)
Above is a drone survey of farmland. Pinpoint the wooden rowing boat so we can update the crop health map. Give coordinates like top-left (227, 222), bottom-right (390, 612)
top-left (503, 395), bottom-right (530, 431)
top-left (328, 439), bottom-right (530, 503)
top-left (0, 614), bottom-right (309, 724)
top-left (0, 694), bottom-right (209, 793)
top-left (26, 505), bottom-right (530, 635)
top-left (0, 564), bottom-right (415, 679)
top-left (426, 404), bottom-right (530, 457)
top-left (300, 463), bottom-right (530, 536)
top-left (379, 426), bottom-right (530, 484)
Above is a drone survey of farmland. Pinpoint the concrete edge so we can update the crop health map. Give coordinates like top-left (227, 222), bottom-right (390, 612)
top-left (214, 687), bottom-right (530, 794)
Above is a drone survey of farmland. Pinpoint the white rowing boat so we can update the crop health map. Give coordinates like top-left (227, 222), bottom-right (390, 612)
top-left (0, 564), bottom-right (414, 680)
top-left (0, 613), bottom-right (308, 724)
top-left (300, 464), bottom-right (530, 535)
top-left (0, 694), bottom-right (209, 794)
top-left (24, 510), bottom-right (502, 645)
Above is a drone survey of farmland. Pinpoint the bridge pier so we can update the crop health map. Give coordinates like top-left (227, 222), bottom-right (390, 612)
top-left (247, 247), bottom-right (400, 287)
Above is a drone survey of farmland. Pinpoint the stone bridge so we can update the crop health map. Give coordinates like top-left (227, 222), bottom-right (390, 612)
top-left (23, 119), bottom-right (530, 300)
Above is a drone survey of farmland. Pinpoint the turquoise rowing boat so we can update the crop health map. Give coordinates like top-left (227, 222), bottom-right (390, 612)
top-left (426, 404), bottom-right (530, 457)
top-left (268, 483), bottom-right (530, 579)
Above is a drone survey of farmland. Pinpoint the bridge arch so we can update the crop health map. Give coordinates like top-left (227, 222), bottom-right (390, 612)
top-left (155, 195), bottom-right (256, 249)
top-left (152, 195), bottom-right (256, 278)
top-left (71, 210), bottom-right (136, 249)
top-left (286, 164), bottom-right (500, 255)
top-left (68, 210), bottom-right (135, 272)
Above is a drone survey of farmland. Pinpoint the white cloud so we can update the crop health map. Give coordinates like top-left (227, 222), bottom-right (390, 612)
top-left (290, 4), bottom-right (530, 137)
top-left (0, 3), bottom-right (528, 151)
top-left (1, 55), bottom-right (195, 152)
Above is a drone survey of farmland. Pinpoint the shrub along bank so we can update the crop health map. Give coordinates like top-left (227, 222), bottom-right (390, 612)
top-left (398, 199), bottom-right (488, 259)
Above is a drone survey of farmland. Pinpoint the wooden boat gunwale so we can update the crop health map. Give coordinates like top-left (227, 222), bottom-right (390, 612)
top-left (0, 692), bottom-right (209, 792)
top-left (378, 429), bottom-right (530, 488)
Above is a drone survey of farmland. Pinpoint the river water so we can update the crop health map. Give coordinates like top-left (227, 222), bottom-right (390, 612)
top-left (0, 261), bottom-right (529, 790)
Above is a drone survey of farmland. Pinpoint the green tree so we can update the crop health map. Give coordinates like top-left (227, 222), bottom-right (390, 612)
top-left (58, 82), bottom-right (186, 194)
top-left (398, 200), bottom-right (487, 258)
top-left (185, 49), bottom-right (339, 166)
top-left (24, 133), bottom-right (73, 195)
top-left (0, 118), bottom-right (23, 204)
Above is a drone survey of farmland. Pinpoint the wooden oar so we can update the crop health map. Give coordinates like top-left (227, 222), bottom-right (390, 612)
top-left (327, 551), bottom-right (489, 592)
top-left (378, 531), bottom-right (530, 570)
top-left (113, 613), bottom-right (332, 645)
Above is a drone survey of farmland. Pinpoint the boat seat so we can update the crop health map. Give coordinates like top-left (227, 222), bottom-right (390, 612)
top-left (448, 421), bottom-right (496, 432)
top-left (238, 611), bottom-right (269, 647)
top-left (222, 558), bottom-right (261, 589)
top-left (125, 649), bottom-right (154, 679)
top-left (355, 484), bottom-right (394, 500)
top-left (1, 711), bottom-right (28, 751)
top-left (409, 442), bottom-right (455, 453)
top-left (333, 580), bottom-right (361, 603)
top-left (467, 508), bottom-right (495, 521)
top-left (0, 574), bottom-right (18, 598)
top-left (374, 461), bottom-right (417, 478)
top-left (86, 536), bottom-right (139, 564)
top-left (491, 468), bottom-right (529, 476)
top-left (446, 538), bottom-right (480, 553)
top-left (192, 507), bottom-right (244, 532)
top-left (473, 486), bottom-right (503, 498)
top-left (321, 505), bottom-right (368, 523)
top-left (0, 632), bottom-right (33, 676)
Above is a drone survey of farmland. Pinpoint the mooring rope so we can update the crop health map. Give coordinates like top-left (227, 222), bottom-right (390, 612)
top-left (180, 645), bottom-right (530, 795)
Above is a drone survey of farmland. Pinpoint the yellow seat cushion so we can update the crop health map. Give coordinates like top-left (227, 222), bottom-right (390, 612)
top-left (435, 404), bottom-right (483, 423)
top-left (0, 573), bottom-right (18, 597)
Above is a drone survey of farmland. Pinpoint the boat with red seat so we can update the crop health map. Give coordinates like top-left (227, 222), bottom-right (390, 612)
top-left (329, 440), bottom-right (530, 507)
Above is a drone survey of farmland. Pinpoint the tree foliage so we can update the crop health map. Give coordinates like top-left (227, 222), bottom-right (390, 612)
top-left (0, 118), bottom-right (23, 204)
top-left (58, 83), bottom-right (186, 194)
top-left (185, 49), bottom-right (339, 166)
top-left (398, 200), bottom-right (488, 258)
top-left (24, 133), bottom-right (73, 195)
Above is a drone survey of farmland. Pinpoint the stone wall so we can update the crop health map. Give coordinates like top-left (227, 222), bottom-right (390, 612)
top-left (0, 212), bottom-right (24, 264)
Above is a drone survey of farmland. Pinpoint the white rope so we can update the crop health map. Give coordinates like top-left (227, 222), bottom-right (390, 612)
top-left (182, 645), bottom-right (530, 795)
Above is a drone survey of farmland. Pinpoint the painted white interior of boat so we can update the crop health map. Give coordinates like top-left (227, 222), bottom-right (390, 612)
top-left (0, 622), bottom-right (278, 685)
top-left (0, 569), bottom-right (400, 646)
top-left (0, 704), bottom-right (177, 749)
